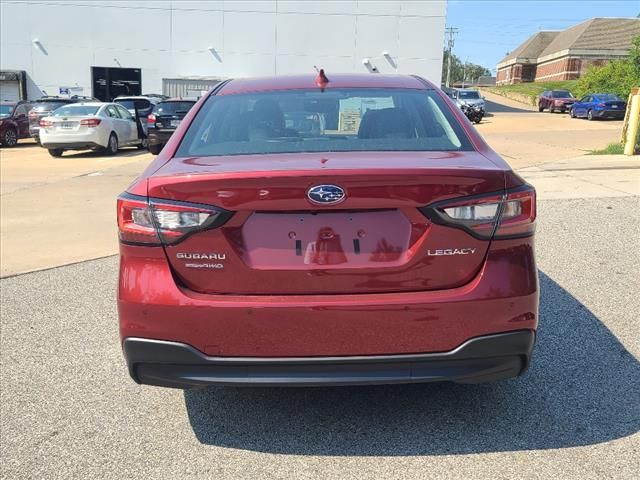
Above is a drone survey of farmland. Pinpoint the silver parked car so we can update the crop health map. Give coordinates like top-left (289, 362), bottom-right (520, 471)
top-left (453, 89), bottom-right (486, 109)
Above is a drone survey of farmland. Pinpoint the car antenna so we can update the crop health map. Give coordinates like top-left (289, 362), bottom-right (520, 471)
top-left (315, 68), bottom-right (329, 92)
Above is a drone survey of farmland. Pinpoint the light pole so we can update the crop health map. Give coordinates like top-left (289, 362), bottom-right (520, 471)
top-left (462, 57), bottom-right (468, 88)
top-left (445, 27), bottom-right (458, 88)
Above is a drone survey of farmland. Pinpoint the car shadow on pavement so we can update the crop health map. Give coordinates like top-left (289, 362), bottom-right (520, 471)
top-left (483, 100), bottom-right (533, 114)
top-left (62, 148), bottom-right (149, 159)
top-left (184, 272), bottom-right (640, 455)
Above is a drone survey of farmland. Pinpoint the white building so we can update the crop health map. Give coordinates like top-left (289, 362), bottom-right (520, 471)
top-left (0, 0), bottom-right (447, 101)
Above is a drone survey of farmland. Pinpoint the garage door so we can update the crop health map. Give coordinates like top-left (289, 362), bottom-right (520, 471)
top-left (0, 81), bottom-right (20, 102)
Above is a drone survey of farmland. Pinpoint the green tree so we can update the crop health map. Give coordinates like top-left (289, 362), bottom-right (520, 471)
top-left (574, 35), bottom-right (640, 98)
top-left (441, 51), bottom-right (491, 85)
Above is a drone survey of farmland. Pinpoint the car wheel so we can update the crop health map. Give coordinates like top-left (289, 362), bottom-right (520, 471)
top-left (549, 105), bottom-right (555, 113)
top-left (538, 104), bottom-right (544, 112)
top-left (570, 108), bottom-right (576, 118)
top-left (587, 109), bottom-right (594, 121)
top-left (148, 143), bottom-right (162, 155)
top-left (104, 132), bottom-right (119, 155)
top-left (48, 148), bottom-right (64, 157)
top-left (2, 127), bottom-right (18, 147)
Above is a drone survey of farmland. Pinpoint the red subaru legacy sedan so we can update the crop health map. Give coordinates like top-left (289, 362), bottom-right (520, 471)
top-left (118, 73), bottom-right (538, 388)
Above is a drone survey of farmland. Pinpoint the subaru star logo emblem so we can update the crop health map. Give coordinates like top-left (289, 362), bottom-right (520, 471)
top-left (307, 185), bottom-right (346, 205)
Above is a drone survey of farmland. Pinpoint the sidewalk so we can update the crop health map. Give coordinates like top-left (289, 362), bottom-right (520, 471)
top-left (518, 155), bottom-right (640, 200)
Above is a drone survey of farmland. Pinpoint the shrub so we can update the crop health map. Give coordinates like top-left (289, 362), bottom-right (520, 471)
top-left (574, 36), bottom-right (640, 98)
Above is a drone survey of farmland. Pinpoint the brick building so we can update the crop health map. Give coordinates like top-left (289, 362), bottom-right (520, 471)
top-left (497, 17), bottom-right (640, 85)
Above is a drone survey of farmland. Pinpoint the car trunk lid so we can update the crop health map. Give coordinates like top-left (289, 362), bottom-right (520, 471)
top-left (603, 100), bottom-right (625, 110)
top-left (149, 151), bottom-right (506, 295)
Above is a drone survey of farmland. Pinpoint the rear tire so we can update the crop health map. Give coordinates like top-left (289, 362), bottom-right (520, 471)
top-left (538, 104), bottom-right (544, 112)
top-left (587, 109), bottom-right (594, 121)
top-left (103, 132), bottom-right (118, 155)
top-left (148, 143), bottom-right (162, 155)
top-left (2, 127), bottom-right (18, 147)
top-left (48, 148), bottom-right (64, 157)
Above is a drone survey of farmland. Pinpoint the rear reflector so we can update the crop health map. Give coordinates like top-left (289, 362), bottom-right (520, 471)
top-left (420, 184), bottom-right (536, 240)
top-left (117, 193), bottom-right (232, 245)
top-left (80, 118), bottom-right (101, 127)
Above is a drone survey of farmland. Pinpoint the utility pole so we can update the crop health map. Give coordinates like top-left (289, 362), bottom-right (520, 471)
top-left (445, 27), bottom-right (458, 88)
top-left (462, 57), bottom-right (468, 88)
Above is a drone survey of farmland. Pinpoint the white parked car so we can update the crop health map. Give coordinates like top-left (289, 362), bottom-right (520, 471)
top-left (39, 102), bottom-right (145, 157)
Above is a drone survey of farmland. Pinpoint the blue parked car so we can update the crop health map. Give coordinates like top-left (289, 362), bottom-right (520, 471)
top-left (570, 94), bottom-right (626, 120)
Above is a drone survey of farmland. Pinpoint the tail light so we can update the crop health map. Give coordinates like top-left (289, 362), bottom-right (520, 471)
top-left (80, 118), bottom-right (101, 127)
top-left (421, 185), bottom-right (536, 240)
top-left (596, 103), bottom-right (605, 108)
top-left (39, 118), bottom-right (53, 127)
top-left (147, 113), bottom-right (156, 125)
top-left (117, 193), bottom-right (233, 245)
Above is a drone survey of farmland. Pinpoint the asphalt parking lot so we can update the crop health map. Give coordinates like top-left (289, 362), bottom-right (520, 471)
top-left (1, 98), bottom-right (639, 479)
top-left (1, 196), bottom-right (638, 479)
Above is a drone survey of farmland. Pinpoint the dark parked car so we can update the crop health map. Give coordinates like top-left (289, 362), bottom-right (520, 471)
top-left (570, 94), bottom-right (626, 120)
top-left (118, 74), bottom-right (538, 389)
top-left (537, 90), bottom-right (575, 113)
top-left (146, 99), bottom-right (196, 154)
top-left (28, 96), bottom-right (97, 143)
top-left (0, 101), bottom-right (32, 147)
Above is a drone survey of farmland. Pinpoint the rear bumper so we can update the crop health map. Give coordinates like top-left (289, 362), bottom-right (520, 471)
top-left (119, 237), bottom-right (539, 359)
top-left (40, 130), bottom-right (106, 149)
top-left (595, 109), bottom-right (624, 119)
top-left (147, 129), bottom-right (174, 146)
top-left (124, 330), bottom-right (535, 388)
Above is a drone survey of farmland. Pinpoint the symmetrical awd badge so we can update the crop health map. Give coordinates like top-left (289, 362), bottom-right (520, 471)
top-left (307, 185), bottom-right (346, 205)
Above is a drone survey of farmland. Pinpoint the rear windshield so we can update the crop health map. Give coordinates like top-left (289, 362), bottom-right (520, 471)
top-left (116, 99), bottom-right (151, 111)
top-left (153, 101), bottom-right (195, 115)
top-left (551, 91), bottom-right (573, 98)
top-left (0, 105), bottom-right (14, 117)
top-left (595, 94), bottom-right (621, 102)
top-left (176, 88), bottom-right (472, 157)
top-left (457, 91), bottom-right (480, 99)
top-left (32, 100), bottom-right (72, 111)
top-left (51, 105), bottom-right (100, 116)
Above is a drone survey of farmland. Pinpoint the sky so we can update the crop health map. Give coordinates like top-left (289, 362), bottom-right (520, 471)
top-left (446, 0), bottom-right (640, 72)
